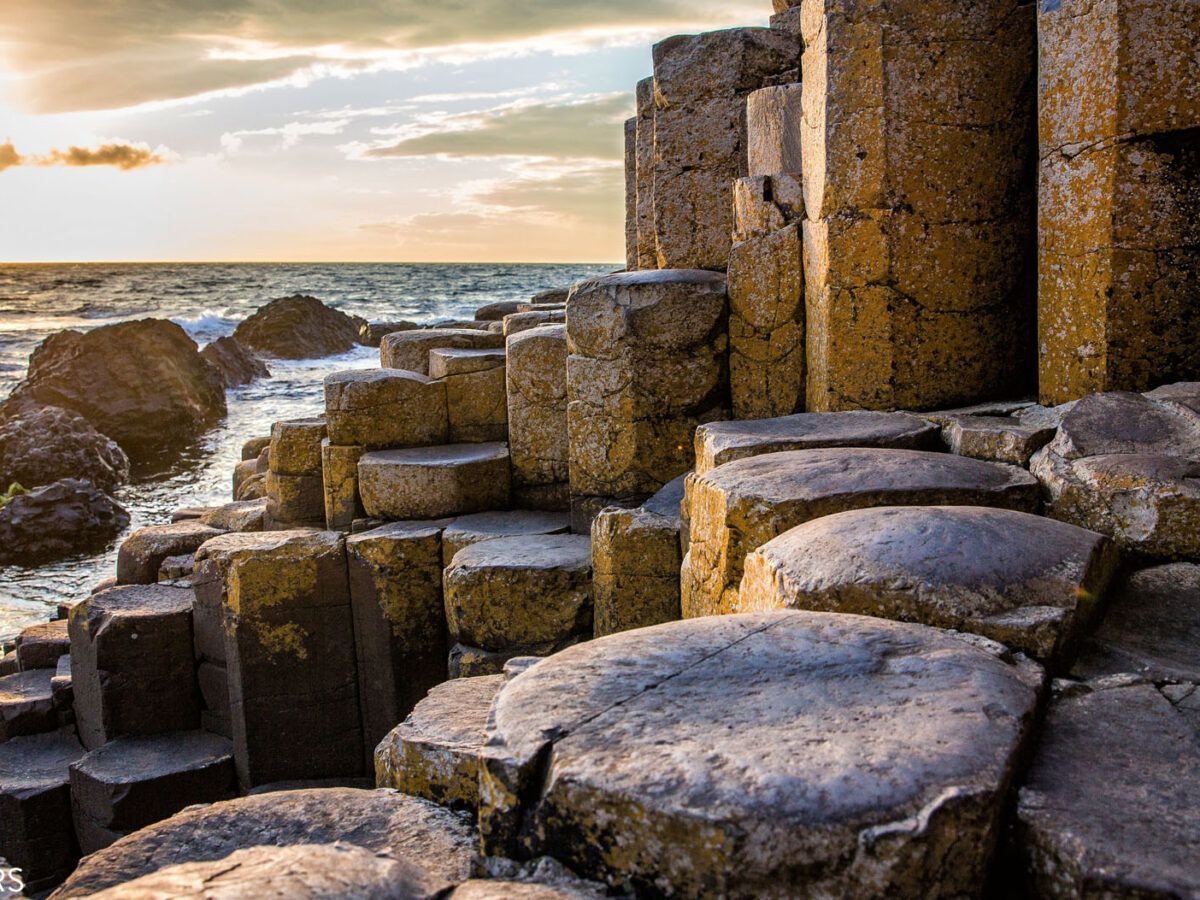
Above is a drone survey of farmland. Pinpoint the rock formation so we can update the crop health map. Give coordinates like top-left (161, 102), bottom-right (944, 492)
top-left (233, 295), bottom-right (363, 359)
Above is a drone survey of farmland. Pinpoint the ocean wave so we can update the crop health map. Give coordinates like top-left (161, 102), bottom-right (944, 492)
top-left (172, 308), bottom-right (244, 340)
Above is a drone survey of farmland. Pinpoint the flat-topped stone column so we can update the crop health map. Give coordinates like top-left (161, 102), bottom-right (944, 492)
top-left (266, 417), bottom-right (327, 526)
top-left (1038, 0), bottom-right (1200, 403)
top-left (566, 270), bottom-right (728, 527)
top-left (800, 0), bottom-right (1037, 411)
top-left (507, 325), bottom-right (569, 510)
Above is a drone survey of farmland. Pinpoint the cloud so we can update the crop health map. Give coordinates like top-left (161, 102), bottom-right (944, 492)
top-left (0, 0), bottom-right (765, 112)
top-left (355, 93), bottom-right (633, 162)
top-left (0, 140), bottom-right (172, 172)
top-left (221, 119), bottom-right (351, 152)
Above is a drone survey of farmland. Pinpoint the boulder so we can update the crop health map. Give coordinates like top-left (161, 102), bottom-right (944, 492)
top-left (693, 410), bottom-right (940, 475)
top-left (0, 405), bottom-right (129, 492)
top-left (1073, 563), bottom-right (1200, 683)
top-left (0, 479), bottom-right (130, 566)
top-left (240, 435), bottom-right (271, 460)
top-left (740, 506), bottom-right (1119, 666)
top-left (380, 329), bottom-right (505, 375)
top-left (1042, 391), bottom-right (1200, 460)
top-left (530, 288), bottom-right (570, 306)
top-left (69, 731), bottom-right (237, 854)
top-left (0, 670), bottom-right (57, 741)
top-left (69, 584), bottom-right (199, 750)
top-left (2, 319), bottom-right (226, 460)
top-left (441, 510), bottom-right (571, 566)
top-left (1017, 681), bottom-right (1199, 898)
top-left (0, 728), bottom-right (84, 893)
top-left (324, 369), bottom-right (448, 449)
top-left (444, 535), bottom-right (592, 653)
top-left (345, 522), bottom-right (451, 762)
top-left (359, 444), bottom-right (511, 521)
top-left (507, 325), bottom-right (569, 510)
top-left (265, 471), bottom-right (325, 526)
top-left (375, 674), bottom-right (504, 810)
top-left (683, 448), bottom-right (1040, 618)
top-left (233, 295), bottom-right (362, 359)
top-left (116, 521), bottom-right (225, 585)
top-left (52, 787), bottom-right (477, 898)
top-left (199, 336), bottom-right (269, 387)
top-left (475, 301), bottom-right (523, 322)
top-left (479, 612), bottom-right (1043, 896)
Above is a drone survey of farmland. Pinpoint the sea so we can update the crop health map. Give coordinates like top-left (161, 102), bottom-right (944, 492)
top-left (0, 262), bottom-right (616, 638)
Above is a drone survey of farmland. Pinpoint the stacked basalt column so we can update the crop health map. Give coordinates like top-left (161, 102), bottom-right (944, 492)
top-left (799, 0), bottom-right (1038, 411)
top-left (265, 418), bottom-right (327, 526)
top-left (1038, 0), bottom-right (1200, 403)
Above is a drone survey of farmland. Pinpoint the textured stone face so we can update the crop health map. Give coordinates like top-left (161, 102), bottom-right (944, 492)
top-left (375, 674), bottom-right (503, 810)
top-left (682, 448), bottom-right (1040, 618)
top-left (1017, 682), bottom-right (1200, 898)
top-left (265, 470), bottom-right (326, 526)
top-left (746, 84), bottom-right (804, 177)
top-left (800, 0), bottom-right (1037, 411)
top-left (732, 174), bottom-right (804, 243)
top-left (650, 28), bottom-right (800, 270)
top-left (741, 506), bottom-right (1119, 666)
top-left (441, 510), bottom-right (570, 566)
top-left (591, 505), bottom-right (682, 637)
top-left (507, 325), bottom-right (569, 510)
top-left (116, 521), bottom-right (224, 585)
top-left (444, 535), bottom-right (593, 653)
top-left (694, 410), bottom-right (939, 475)
top-left (323, 369), bottom-right (448, 449)
top-left (566, 270), bottom-right (729, 512)
top-left (358, 444), bottom-right (512, 521)
top-left (437, 354), bottom-right (509, 444)
top-left (943, 415), bottom-right (1058, 467)
top-left (269, 418), bottom-right (327, 476)
top-left (1038, 0), bottom-right (1200, 403)
top-left (633, 78), bottom-right (657, 270)
top-left (479, 612), bottom-right (1042, 896)
top-left (321, 440), bottom-right (364, 530)
top-left (380, 328), bottom-right (505, 375)
top-left (346, 522), bottom-right (450, 761)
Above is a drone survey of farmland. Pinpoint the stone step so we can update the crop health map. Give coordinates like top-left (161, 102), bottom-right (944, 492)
top-left (69, 584), bottom-right (199, 750)
top-left (380, 328), bottom-right (505, 375)
top-left (694, 410), bottom-right (940, 475)
top-left (0, 670), bottom-right (59, 741)
top-left (682, 447), bottom-right (1041, 618)
top-left (479, 611), bottom-right (1043, 896)
top-left (69, 731), bottom-right (237, 854)
top-left (15, 618), bottom-right (69, 670)
top-left (268, 417), bottom-right (327, 476)
top-left (359, 443), bottom-right (512, 521)
top-left (740, 506), bottom-right (1120, 668)
top-left (54, 788), bottom-right (477, 898)
top-left (324, 368), bottom-right (448, 449)
top-left (432, 348), bottom-right (509, 444)
top-left (0, 728), bottom-right (85, 893)
top-left (506, 324), bottom-right (568, 512)
top-left (375, 674), bottom-right (504, 810)
top-left (942, 414), bottom-right (1058, 467)
top-left (445, 534), bottom-right (593, 658)
top-left (198, 497), bottom-right (269, 533)
top-left (441, 510), bottom-right (571, 566)
top-left (115, 521), bottom-right (225, 585)
top-left (1018, 680), bottom-right (1199, 898)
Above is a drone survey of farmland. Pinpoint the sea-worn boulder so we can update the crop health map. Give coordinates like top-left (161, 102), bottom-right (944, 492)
top-left (1017, 681), bottom-right (1199, 898)
top-left (683, 448), bottom-right (1040, 618)
top-left (0, 405), bottom-right (129, 491)
top-left (0, 479), bottom-right (129, 566)
top-left (375, 674), bottom-right (504, 809)
top-left (52, 788), bottom-right (477, 898)
top-left (740, 506), bottom-right (1119, 666)
top-left (479, 612), bottom-right (1043, 896)
top-left (200, 336), bottom-right (269, 387)
top-left (2, 320), bottom-right (226, 460)
top-left (233, 295), bottom-right (362, 359)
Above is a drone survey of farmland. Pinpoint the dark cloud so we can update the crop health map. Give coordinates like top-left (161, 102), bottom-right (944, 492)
top-left (0, 142), bottom-right (22, 171)
top-left (365, 94), bottom-right (633, 161)
top-left (0, 1), bottom-right (762, 112)
top-left (0, 141), bottom-right (171, 172)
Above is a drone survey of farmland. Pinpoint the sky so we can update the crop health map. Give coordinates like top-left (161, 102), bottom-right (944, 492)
top-left (0, 1), bottom-right (767, 263)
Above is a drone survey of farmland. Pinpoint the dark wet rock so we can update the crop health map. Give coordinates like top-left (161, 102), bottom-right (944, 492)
top-left (52, 787), bottom-right (477, 898)
top-left (0, 669), bottom-right (58, 741)
top-left (0, 479), bottom-right (129, 566)
top-left (0, 405), bottom-right (129, 492)
top-left (233, 295), bottom-right (363, 359)
top-left (200, 335), bottom-right (269, 387)
top-left (1, 319), bottom-right (226, 461)
top-left (15, 619), bottom-right (70, 671)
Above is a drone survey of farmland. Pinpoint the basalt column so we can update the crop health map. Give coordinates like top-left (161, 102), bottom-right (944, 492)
top-left (800, 0), bottom-right (1037, 411)
top-left (1038, 0), bottom-right (1200, 403)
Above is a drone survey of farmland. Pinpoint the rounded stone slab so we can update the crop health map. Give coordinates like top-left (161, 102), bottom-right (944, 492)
top-left (1017, 682), bottom-right (1199, 898)
top-left (693, 410), bottom-right (940, 474)
top-left (683, 448), bottom-right (1041, 618)
top-left (375, 674), bottom-right (504, 810)
top-left (85, 843), bottom-right (445, 900)
top-left (359, 444), bottom-right (511, 521)
top-left (323, 368), bottom-right (449, 449)
top-left (52, 787), bottom-right (477, 898)
top-left (1032, 450), bottom-right (1200, 559)
top-left (740, 506), bottom-right (1119, 665)
top-left (444, 535), bottom-right (592, 651)
top-left (1044, 390), bottom-right (1200, 460)
top-left (479, 612), bottom-right (1043, 897)
top-left (0, 670), bottom-right (57, 741)
top-left (442, 510), bottom-right (571, 566)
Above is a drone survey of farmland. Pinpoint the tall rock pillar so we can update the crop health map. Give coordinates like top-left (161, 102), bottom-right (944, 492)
top-left (800, 0), bottom-right (1037, 411)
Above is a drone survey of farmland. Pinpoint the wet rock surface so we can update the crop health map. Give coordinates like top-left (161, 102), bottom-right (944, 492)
top-left (0, 479), bottom-right (130, 566)
top-left (200, 336), bottom-right (269, 387)
top-left (0, 405), bottom-right (130, 492)
top-left (233, 295), bottom-right (363, 359)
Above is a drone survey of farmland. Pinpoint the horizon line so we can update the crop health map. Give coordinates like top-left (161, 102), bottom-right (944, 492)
top-left (0, 259), bottom-right (624, 266)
